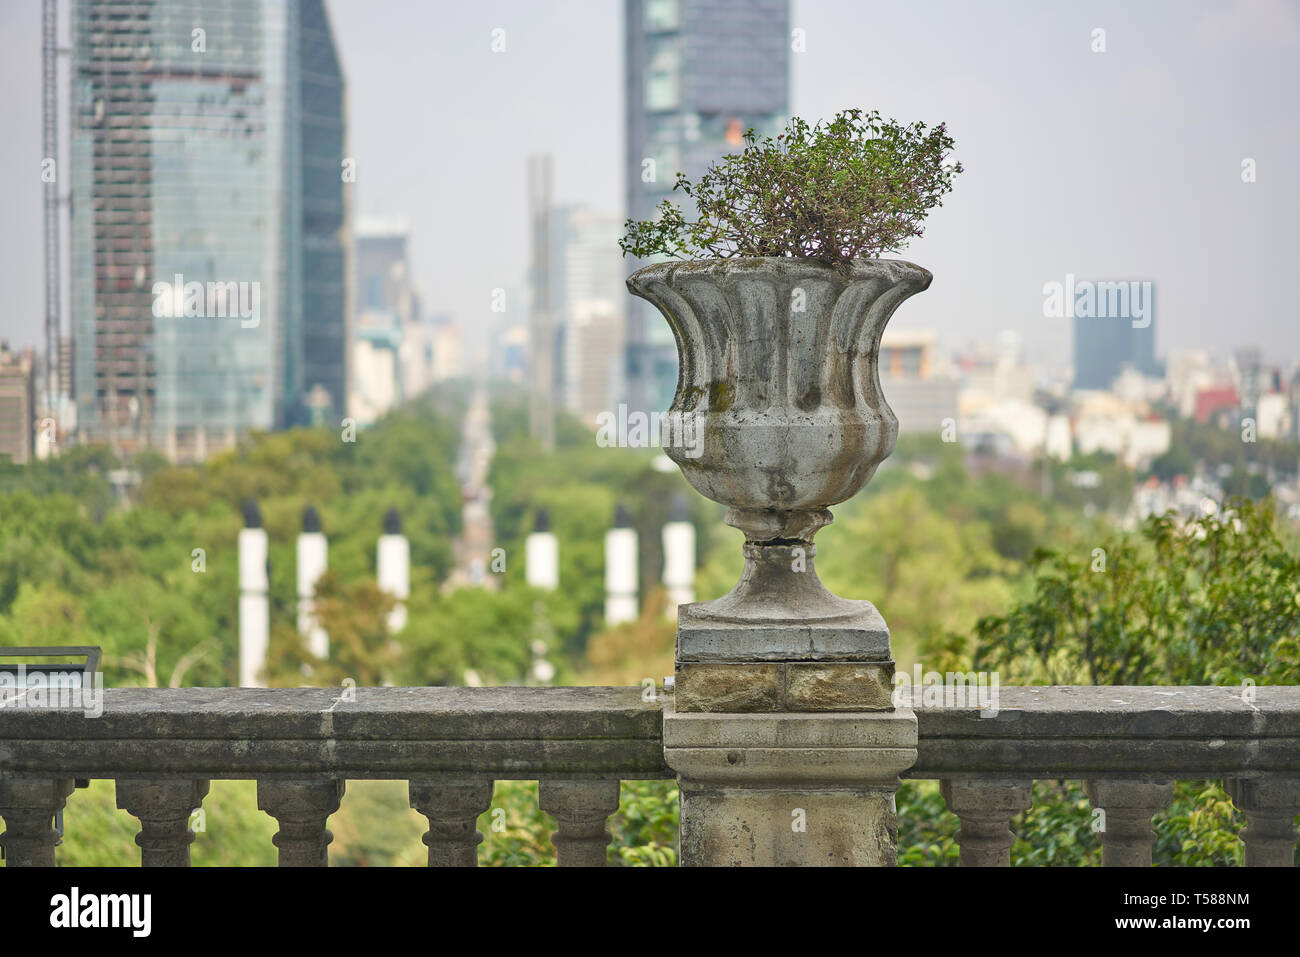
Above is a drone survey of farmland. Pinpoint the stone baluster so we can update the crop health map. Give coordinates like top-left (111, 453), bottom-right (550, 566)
top-left (538, 779), bottom-right (621, 866)
top-left (0, 777), bottom-right (76, 867)
top-left (257, 778), bottom-right (345, 867)
top-left (940, 778), bottom-right (1033, 867)
top-left (1084, 779), bottom-right (1173, 867)
top-left (1226, 776), bottom-right (1300, 867)
top-left (408, 776), bottom-right (493, 867)
top-left (116, 779), bottom-right (210, 867)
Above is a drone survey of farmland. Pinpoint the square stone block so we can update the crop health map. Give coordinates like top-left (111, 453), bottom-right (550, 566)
top-left (674, 661), bottom-right (896, 712)
top-left (675, 663), bottom-right (782, 712)
top-left (786, 662), bottom-right (894, 712)
top-left (676, 599), bottom-right (891, 663)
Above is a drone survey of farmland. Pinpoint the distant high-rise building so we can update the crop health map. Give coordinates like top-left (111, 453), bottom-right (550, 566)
top-left (624, 0), bottom-right (790, 414)
top-left (545, 205), bottom-right (626, 425)
top-left (355, 218), bottom-right (415, 319)
top-left (69, 0), bottom-right (348, 461)
top-left (525, 197), bottom-right (628, 428)
top-left (1073, 311), bottom-right (1159, 391)
top-left (57, 337), bottom-right (74, 408)
top-left (352, 218), bottom-right (427, 422)
top-left (878, 330), bottom-right (959, 434)
top-left (0, 345), bottom-right (37, 464)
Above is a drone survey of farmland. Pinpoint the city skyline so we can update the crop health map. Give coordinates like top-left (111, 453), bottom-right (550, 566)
top-left (0, 0), bottom-right (1297, 380)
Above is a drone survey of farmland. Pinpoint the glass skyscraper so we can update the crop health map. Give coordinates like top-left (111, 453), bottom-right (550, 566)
top-left (70, 0), bottom-right (347, 461)
top-left (1073, 312), bottom-right (1160, 390)
top-left (624, 0), bottom-right (790, 414)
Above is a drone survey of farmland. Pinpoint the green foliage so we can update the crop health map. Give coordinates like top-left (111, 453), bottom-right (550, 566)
top-left (1156, 782), bottom-right (1246, 867)
top-left (0, 390), bottom-right (467, 688)
top-left (973, 497), bottom-right (1300, 686)
top-left (896, 780), bottom-right (960, 865)
top-left (607, 780), bottom-right (679, 866)
top-left (477, 780), bottom-right (678, 867)
top-left (488, 391), bottom-right (710, 657)
top-left (396, 586), bottom-right (573, 687)
top-left (1010, 781), bottom-right (1102, 867)
top-left (620, 109), bottom-right (962, 269)
top-left (954, 496), bottom-right (1300, 867)
top-left (1168, 417), bottom-right (1299, 482)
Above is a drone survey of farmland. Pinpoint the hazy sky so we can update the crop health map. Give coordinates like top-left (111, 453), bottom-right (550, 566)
top-left (1, 0), bottom-right (1297, 374)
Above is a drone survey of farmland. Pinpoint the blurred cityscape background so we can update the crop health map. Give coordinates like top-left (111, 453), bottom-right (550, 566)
top-left (0, 0), bottom-right (1294, 513)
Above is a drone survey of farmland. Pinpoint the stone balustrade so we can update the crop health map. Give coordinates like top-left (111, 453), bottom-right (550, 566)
top-left (0, 685), bottom-right (1296, 866)
top-left (910, 686), bottom-right (1300, 867)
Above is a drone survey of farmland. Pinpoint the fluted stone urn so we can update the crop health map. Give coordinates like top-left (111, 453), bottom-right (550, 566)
top-left (627, 257), bottom-right (932, 713)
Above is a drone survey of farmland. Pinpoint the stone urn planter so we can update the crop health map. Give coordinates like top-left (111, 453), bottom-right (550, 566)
top-left (627, 256), bottom-right (932, 712)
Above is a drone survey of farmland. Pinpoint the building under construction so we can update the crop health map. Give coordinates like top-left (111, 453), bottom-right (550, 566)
top-left (67, 0), bottom-right (349, 461)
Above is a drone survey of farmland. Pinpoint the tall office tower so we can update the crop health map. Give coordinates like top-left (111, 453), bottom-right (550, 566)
top-left (545, 205), bottom-right (626, 426)
top-left (527, 153), bottom-right (556, 452)
top-left (1072, 311), bottom-right (1159, 391)
top-left (624, 0), bottom-right (790, 414)
top-left (352, 217), bottom-right (425, 423)
top-left (69, 0), bottom-right (348, 461)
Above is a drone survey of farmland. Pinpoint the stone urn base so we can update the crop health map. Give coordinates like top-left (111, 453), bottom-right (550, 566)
top-left (674, 506), bottom-right (895, 713)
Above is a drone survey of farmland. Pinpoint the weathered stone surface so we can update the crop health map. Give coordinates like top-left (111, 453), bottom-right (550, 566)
top-left (116, 778), bottom-right (209, 867)
top-left (0, 687), bottom-right (670, 780)
top-left (628, 258), bottom-right (931, 667)
top-left (678, 615), bottom-right (891, 663)
top-left (625, 257), bottom-right (933, 514)
top-left (1084, 778), bottom-right (1174, 867)
top-left (0, 776), bottom-right (75, 867)
top-left (663, 701), bottom-right (917, 866)
top-left (675, 663), bottom-right (782, 712)
top-left (786, 662), bottom-right (894, 711)
top-left (675, 545), bottom-right (892, 663)
top-left (0, 686), bottom-right (662, 741)
top-left (1225, 775), bottom-right (1300, 867)
top-left (679, 785), bottom-right (900, 867)
top-left (257, 778), bottom-right (345, 867)
top-left (409, 776), bottom-right (493, 868)
top-left (910, 686), bottom-right (1300, 777)
top-left (664, 707), bottom-right (916, 750)
top-left (675, 661), bottom-right (894, 712)
top-left (2, 685), bottom-right (1298, 787)
top-left (940, 777), bottom-right (1033, 867)
top-left (538, 779), bottom-right (622, 867)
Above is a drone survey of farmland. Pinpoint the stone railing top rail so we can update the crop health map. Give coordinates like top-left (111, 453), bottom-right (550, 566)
top-left (0, 686), bottom-right (669, 781)
top-left (908, 685), bottom-right (1300, 779)
top-left (0, 686), bottom-right (660, 739)
top-left (1, 685), bottom-right (1297, 781)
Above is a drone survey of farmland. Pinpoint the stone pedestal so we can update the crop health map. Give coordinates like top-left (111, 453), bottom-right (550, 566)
top-left (663, 702), bottom-right (917, 866)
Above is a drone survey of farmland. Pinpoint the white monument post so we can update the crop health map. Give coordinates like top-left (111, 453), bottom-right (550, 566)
top-left (525, 507), bottom-right (559, 591)
top-left (297, 506), bottom-right (329, 660)
top-left (238, 500), bottom-right (269, 688)
top-left (604, 504), bottom-right (639, 625)
top-left (377, 507), bottom-right (410, 633)
top-left (662, 493), bottom-right (696, 615)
